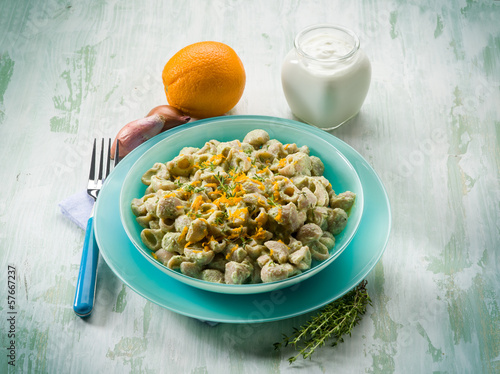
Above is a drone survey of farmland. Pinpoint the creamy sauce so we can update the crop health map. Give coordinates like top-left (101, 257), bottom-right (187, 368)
top-left (281, 28), bottom-right (371, 130)
top-left (301, 34), bottom-right (353, 60)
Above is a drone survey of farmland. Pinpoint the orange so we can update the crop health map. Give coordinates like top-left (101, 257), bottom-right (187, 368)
top-left (162, 41), bottom-right (246, 119)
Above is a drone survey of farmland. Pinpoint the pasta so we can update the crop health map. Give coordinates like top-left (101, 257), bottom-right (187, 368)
top-left (131, 129), bottom-right (356, 284)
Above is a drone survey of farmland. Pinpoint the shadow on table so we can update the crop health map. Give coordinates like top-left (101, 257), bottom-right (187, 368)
top-left (288, 111), bottom-right (372, 142)
top-left (72, 259), bottom-right (128, 326)
top-left (182, 311), bottom-right (323, 366)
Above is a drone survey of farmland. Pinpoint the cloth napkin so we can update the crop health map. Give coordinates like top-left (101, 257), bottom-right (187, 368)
top-left (59, 190), bottom-right (95, 230)
top-left (59, 191), bottom-right (218, 326)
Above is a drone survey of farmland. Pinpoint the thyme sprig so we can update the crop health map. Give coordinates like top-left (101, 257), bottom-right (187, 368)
top-left (274, 280), bottom-right (371, 364)
top-left (214, 171), bottom-right (233, 197)
top-left (267, 195), bottom-right (281, 207)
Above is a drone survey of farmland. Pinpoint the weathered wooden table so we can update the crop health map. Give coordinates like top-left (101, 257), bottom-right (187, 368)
top-left (1, 1), bottom-right (499, 373)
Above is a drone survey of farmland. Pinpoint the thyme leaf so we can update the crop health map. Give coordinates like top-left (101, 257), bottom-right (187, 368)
top-left (214, 172), bottom-right (232, 196)
top-left (267, 195), bottom-right (280, 207)
top-left (274, 280), bottom-right (371, 364)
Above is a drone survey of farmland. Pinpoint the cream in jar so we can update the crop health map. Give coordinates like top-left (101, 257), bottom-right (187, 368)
top-left (281, 25), bottom-right (371, 130)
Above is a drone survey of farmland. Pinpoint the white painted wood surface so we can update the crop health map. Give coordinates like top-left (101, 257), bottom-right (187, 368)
top-left (0, 0), bottom-right (499, 373)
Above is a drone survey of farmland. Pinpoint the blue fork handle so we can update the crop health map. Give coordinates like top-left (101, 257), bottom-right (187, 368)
top-left (73, 216), bottom-right (99, 317)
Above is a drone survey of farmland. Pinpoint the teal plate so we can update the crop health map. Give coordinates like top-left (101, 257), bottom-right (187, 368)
top-left (94, 115), bottom-right (391, 323)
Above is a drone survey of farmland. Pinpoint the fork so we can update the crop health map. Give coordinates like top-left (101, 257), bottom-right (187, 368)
top-left (73, 138), bottom-right (119, 318)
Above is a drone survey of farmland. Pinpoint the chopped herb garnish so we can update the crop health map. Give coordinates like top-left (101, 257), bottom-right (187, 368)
top-left (267, 195), bottom-right (280, 207)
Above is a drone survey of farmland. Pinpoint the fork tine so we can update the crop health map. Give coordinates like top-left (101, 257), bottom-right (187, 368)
top-left (113, 140), bottom-right (120, 166)
top-left (89, 139), bottom-right (97, 182)
top-left (97, 138), bottom-right (105, 181)
top-left (105, 138), bottom-right (112, 178)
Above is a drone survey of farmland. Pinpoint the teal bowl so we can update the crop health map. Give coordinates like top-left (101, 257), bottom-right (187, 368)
top-left (119, 116), bottom-right (364, 294)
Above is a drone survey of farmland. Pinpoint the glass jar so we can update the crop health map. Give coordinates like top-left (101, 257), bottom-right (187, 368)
top-left (281, 24), bottom-right (371, 130)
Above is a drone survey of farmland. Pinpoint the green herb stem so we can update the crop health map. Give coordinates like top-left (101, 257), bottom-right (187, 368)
top-left (274, 280), bottom-right (371, 364)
